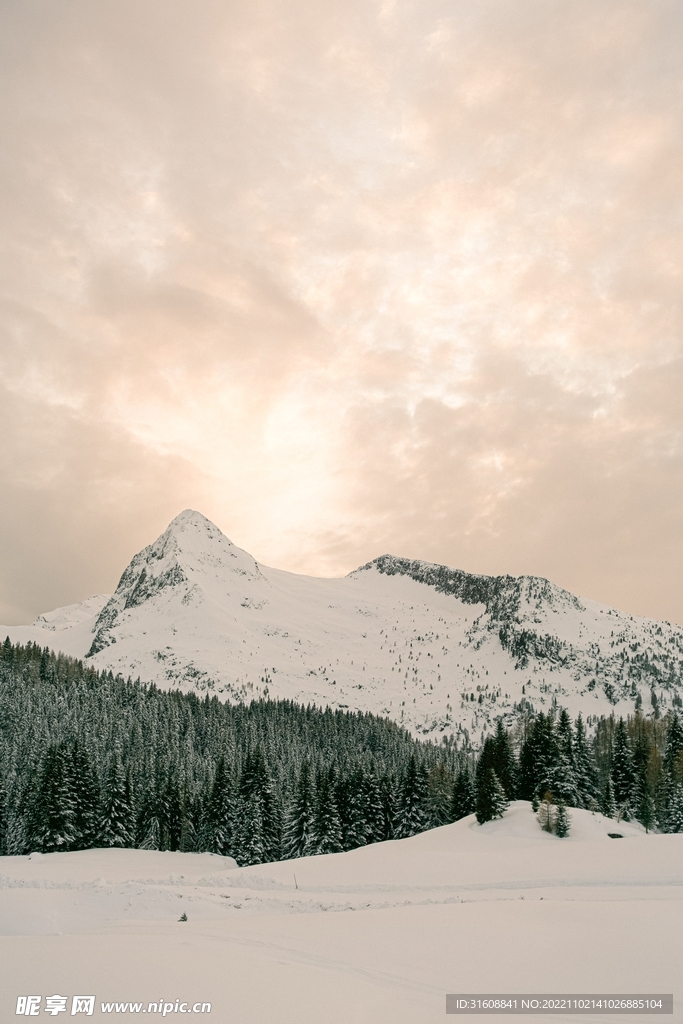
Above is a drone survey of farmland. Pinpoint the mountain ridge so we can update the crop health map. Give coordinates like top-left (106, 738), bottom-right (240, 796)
top-left (3, 509), bottom-right (683, 740)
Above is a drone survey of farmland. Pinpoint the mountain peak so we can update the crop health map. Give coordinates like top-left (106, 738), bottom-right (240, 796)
top-left (86, 510), bottom-right (263, 656)
top-left (166, 509), bottom-right (219, 532)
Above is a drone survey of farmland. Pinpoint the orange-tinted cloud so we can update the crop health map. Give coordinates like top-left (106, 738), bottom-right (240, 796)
top-left (1, 0), bottom-right (682, 623)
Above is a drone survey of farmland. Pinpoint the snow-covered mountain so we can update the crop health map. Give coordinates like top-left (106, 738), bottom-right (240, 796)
top-left (4, 509), bottom-right (683, 740)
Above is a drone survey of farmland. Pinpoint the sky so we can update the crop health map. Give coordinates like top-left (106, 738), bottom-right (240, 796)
top-left (1, 0), bottom-right (682, 626)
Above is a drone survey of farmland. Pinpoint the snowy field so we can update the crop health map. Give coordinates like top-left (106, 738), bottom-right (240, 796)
top-left (1, 803), bottom-right (681, 1022)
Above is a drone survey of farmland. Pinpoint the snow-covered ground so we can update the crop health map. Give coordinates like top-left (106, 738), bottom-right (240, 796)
top-left (3, 511), bottom-right (683, 740)
top-left (1, 803), bottom-right (681, 1022)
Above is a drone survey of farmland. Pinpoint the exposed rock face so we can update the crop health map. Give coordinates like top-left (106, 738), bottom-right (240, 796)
top-left (87, 510), bottom-right (264, 656)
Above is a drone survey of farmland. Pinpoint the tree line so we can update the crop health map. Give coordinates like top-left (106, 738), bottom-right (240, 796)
top-left (0, 640), bottom-right (466, 862)
top-left (1, 640), bottom-right (682, 865)
top-left (471, 707), bottom-right (683, 832)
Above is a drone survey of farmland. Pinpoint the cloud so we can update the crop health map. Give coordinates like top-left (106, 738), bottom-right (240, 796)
top-left (0, 0), bottom-right (682, 623)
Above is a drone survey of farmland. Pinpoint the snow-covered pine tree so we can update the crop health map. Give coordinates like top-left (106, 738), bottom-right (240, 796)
top-left (663, 712), bottom-right (683, 782)
top-left (137, 759), bottom-right (162, 850)
top-left (69, 741), bottom-right (100, 850)
top-left (162, 764), bottom-right (184, 851)
top-left (573, 714), bottom-right (599, 808)
top-left (198, 756), bottom-right (234, 856)
top-left (4, 799), bottom-right (27, 855)
top-left (518, 712), bottom-right (559, 801)
top-left (490, 772), bottom-right (508, 820)
top-left (475, 736), bottom-right (496, 797)
top-left (554, 709), bottom-right (578, 806)
top-left (282, 758), bottom-right (316, 859)
top-left (0, 770), bottom-right (7, 855)
top-left (450, 766), bottom-right (475, 821)
top-left (491, 718), bottom-right (517, 800)
top-left (312, 766), bottom-right (343, 854)
top-left (475, 768), bottom-right (508, 824)
top-left (179, 792), bottom-right (197, 852)
top-left (362, 766), bottom-right (385, 844)
top-left (394, 755), bottom-right (428, 838)
top-left (139, 813), bottom-right (161, 850)
top-left (637, 791), bottom-right (656, 834)
top-left (555, 801), bottom-right (570, 837)
top-left (426, 762), bottom-right (454, 827)
top-left (665, 784), bottom-right (683, 834)
top-left (337, 764), bottom-right (367, 851)
top-left (238, 791), bottom-right (266, 865)
top-left (631, 727), bottom-right (651, 816)
top-left (379, 772), bottom-right (396, 841)
top-left (611, 718), bottom-right (636, 818)
top-left (518, 723), bottom-right (537, 801)
top-left (600, 776), bottom-right (617, 819)
top-left (26, 744), bottom-right (77, 853)
top-left (234, 748), bottom-right (271, 864)
top-left (662, 712), bottom-right (683, 822)
top-left (98, 751), bottom-right (135, 848)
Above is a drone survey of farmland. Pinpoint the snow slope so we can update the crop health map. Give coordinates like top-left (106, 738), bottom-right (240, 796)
top-left (1, 803), bottom-right (680, 1022)
top-left (3, 510), bottom-right (683, 739)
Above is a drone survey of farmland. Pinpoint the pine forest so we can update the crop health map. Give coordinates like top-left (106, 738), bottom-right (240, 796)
top-left (1, 639), bottom-right (683, 864)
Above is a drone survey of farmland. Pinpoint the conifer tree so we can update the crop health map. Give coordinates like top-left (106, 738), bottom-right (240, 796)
top-left (475, 768), bottom-right (508, 824)
top-left (312, 766), bottom-right (343, 854)
top-left (600, 776), bottom-right (617, 819)
top-left (395, 756), bottom-right (428, 838)
top-left (450, 766), bottom-right (475, 821)
top-left (179, 791), bottom-right (197, 852)
top-left (0, 771), bottom-right (7, 855)
top-left (139, 812), bottom-right (161, 850)
top-left (518, 713), bottom-right (560, 800)
top-left (573, 714), bottom-right (599, 808)
top-left (553, 709), bottom-right (578, 806)
top-left (665, 784), bottom-right (683, 834)
top-left (378, 773), bottom-right (396, 841)
top-left (26, 744), bottom-right (76, 853)
top-left (491, 718), bottom-right (517, 799)
top-left (348, 767), bottom-right (370, 848)
top-left (663, 712), bottom-right (683, 782)
top-left (426, 762), bottom-right (454, 827)
top-left (198, 756), bottom-right (234, 856)
top-left (555, 801), bottom-right (570, 838)
top-left (637, 791), bottom-right (656, 834)
top-left (4, 799), bottom-right (26, 855)
top-left (98, 751), bottom-right (135, 848)
top-left (557, 709), bottom-right (574, 766)
top-left (611, 718), bottom-right (635, 816)
top-left (631, 729), bottom-right (651, 811)
top-left (163, 765), bottom-right (184, 851)
top-left (238, 791), bottom-right (266, 864)
top-left (69, 741), bottom-right (100, 850)
top-left (518, 728), bottom-right (537, 802)
top-left (475, 736), bottom-right (497, 795)
top-left (282, 759), bottom-right (316, 859)
top-left (235, 747), bottom-right (280, 863)
top-left (337, 765), bottom-right (367, 850)
top-left (137, 763), bottom-right (162, 850)
top-left (662, 712), bottom-right (683, 822)
top-left (362, 767), bottom-right (385, 844)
